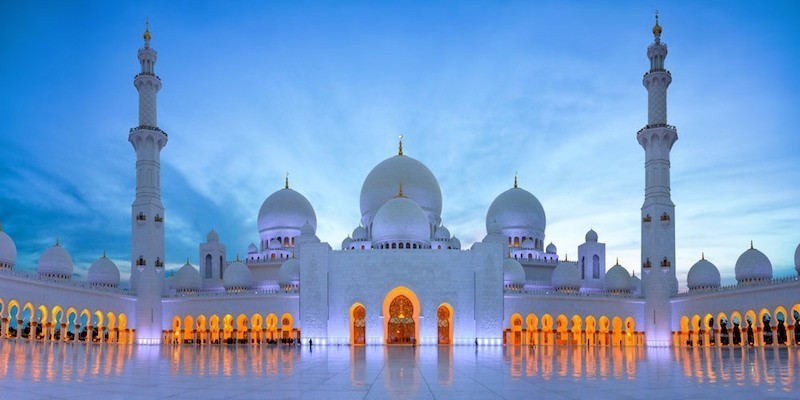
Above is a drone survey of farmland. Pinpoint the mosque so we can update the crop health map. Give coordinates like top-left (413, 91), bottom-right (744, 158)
top-left (0, 17), bottom-right (798, 348)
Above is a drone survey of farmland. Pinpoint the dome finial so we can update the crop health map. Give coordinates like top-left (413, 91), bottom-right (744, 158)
top-left (398, 134), bottom-right (404, 156)
top-left (514, 171), bottom-right (518, 188)
top-left (285, 172), bottom-right (289, 189)
top-left (652, 10), bottom-right (662, 38)
top-left (143, 18), bottom-right (152, 42)
top-left (103, 249), bottom-right (107, 258)
top-left (236, 253), bottom-right (240, 262)
top-left (398, 182), bottom-right (404, 197)
top-left (186, 257), bottom-right (190, 265)
top-left (750, 240), bottom-right (754, 250)
top-left (616, 257), bottom-right (619, 265)
top-left (701, 252), bottom-right (705, 260)
top-left (56, 237), bottom-right (60, 247)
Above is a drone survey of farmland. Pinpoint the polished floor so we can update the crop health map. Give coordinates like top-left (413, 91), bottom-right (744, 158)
top-left (0, 341), bottom-right (797, 399)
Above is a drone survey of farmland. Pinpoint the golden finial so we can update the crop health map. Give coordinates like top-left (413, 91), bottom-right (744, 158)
top-left (750, 240), bottom-right (754, 250)
top-left (514, 171), bottom-right (518, 188)
top-left (398, 134), bottom-right (404, 156)
top-left (653, 10), bottom-right (662, 37)
top-left (143, 18), bottom-right (151, 42)
top-left (701, 252), bottom-right (705, 260)
top-left (398, 182), bottom-right (404, 197)
top-left (616, 257), bottom-right (619, 265)
top-left (285, 172), bottom-right (289, 189)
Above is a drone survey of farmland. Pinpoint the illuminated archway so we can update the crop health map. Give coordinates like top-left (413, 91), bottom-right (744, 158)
top-left (222, 314), bottom-right (233, 341)
top-left (196, 315), bottom-right (207, 344)
top-left (266, 313), bottom-right (278, 340)
top-left (541, 314), bottom-right (554, 345)
top-left (171, 316), bottom-right (182, 344)
top-left (679, 315), bottom-right (690, 346)
top-left (183, 315), bottom-right (195, 343)
top-left (350, 303), bottom-right (366, 346)
top-left (280, 313), bottom-right (294, 340)
top-left (526, 314), bottom-right (539, 345)
top-left (509, 313), bottom-right (523, 345)
top-left (382, 286), bottom-right (420, 345)
top-left (624, 317), bottom-right (635, 346)
top-left (437, 304), bottom-right (453, 345)
top-left (209, 314), bottom-right (220, 343)
top-left (251, 314), bottom-right (263, 343)
top-left (611, 317), bottom-right (623, 347)
top-left (585, 316), bottom-right (597, 346)
top-left (555, 315), bottom-right (568, 345)
top-left (570, 315), bottom-right (582, 346)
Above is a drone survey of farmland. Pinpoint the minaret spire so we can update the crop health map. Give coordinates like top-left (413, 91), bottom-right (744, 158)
top-left (129, 21), bottom-right (167, 343)
top-left (285, 172), bottom-right (289, 189)
top-left (638, 13), bottom-right (678, 347)
top-left (398, 134), bottom-right (404, 156)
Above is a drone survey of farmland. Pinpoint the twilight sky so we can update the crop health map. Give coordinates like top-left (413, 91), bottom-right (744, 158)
top-left (1, 1), bottom-right (798, 289)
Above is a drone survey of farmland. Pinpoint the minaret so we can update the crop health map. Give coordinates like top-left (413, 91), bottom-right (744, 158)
top-left (638, 13), bottom-right (677, 347)
top-left (129, 21), bottom-right (166, 343)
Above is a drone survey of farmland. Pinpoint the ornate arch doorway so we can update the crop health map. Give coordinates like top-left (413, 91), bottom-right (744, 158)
top-left (383, 287), bottom-right (420, 345)
top-left (351, 304), bottom-right (366, 345)
top-left (437, 304), bottom-right (453, 345)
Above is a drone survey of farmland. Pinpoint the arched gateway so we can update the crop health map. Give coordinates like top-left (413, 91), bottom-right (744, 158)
top-left (383, 287), bottom-right (420, 345)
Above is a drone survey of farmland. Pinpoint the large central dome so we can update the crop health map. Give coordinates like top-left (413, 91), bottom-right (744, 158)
top-left (485, 187), bottom-right (546, 235)
top-left (360, 154), bottom-right (442, 229)
top-left (257, 187), bottom-right (317, 237)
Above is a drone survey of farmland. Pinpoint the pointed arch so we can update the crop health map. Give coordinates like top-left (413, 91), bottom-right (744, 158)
top-left (350, 303), bottom-right (366, 346)
top-left (437, 303), bottom-right (454, 345)
top-left (382, 286), bottom-right (420, 345)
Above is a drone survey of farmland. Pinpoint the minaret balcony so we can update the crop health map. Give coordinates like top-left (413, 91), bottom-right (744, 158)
top-left (129, 125), bottom-right (168, 137)
top-left (134, 72), bottom-right (161, 80)
top-left (637, 123), bottom-right (677, 136)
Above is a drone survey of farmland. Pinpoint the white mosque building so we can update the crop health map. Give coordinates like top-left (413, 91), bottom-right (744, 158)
top-left (0, 17), bottom-right (798, 348)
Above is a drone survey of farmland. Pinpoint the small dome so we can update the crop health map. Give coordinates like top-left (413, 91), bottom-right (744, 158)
top-left (794, 243), bottom-right (800, 274)
top-left (360, 154), bottom-right (442, 228)
top-left (735, 246), bottom-right (772, 283)
top-left (372, 196), bottom-right (430, 246)
top-left (687, 257), bottom-right (721, 290)
top-left (503, 258), bottom-right (525, 285)
top-left (342, 236), bottom-right (353, 250)
top-left (520, 238), bottom-right (537, 250)
top-left (258, 187), bottom-right (317, 236)
top-left (223, 260), bottom-right (252, 290)
top-left (435, 225), bottom-right (451, 240)
top-left (300, 220), bottom-right (315, 236)
top-left (352, 226), bottom-right (367, 241)
top-left (449, 236), bottom-right (461, 250)
top-left (485, 187), bottom-right (546, 236)
top-left (585, 229), bottom-right (598, 243)
top-left (87, 255), bottom-right (120, 287)
top-left (247, 243), bottom-right (258, 254)
top-left (206, 229), bottom-right (219, 243)
top-left (174, 261), bottom-right (201, 292)
top-left (551, 261), bottom-right (580, 291)
top-left (605, 263), bottom-right (631, 293)
top-left (545, 242), bottom-right (557, 254)
top-left (278, 258), bottom-right (300, 285)
top-left (0, 228), bottom-right (17, 267)
top-left (38, 242), bottom-right (74, 279)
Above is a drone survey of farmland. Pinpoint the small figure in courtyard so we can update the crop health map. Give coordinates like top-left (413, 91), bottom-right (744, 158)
top-left (776, 317), bottom-right (787, 345)
top-left (746, 319), bottom-right (754, 346)
top-left (732, 319), bottom-right (741, 345)
top-left (708, 318), bottom-right (715, 346)
top-left (762, 315), bottom-right (773, 345)
top-left (720, 319), bottom-right (729, 346)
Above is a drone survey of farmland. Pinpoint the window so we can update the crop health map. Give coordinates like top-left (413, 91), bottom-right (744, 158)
top-left (205, 254), bottom-right (212, 278)
top-left (581, 257), bottom-right (585, 280)
top-left (219, 256), bottom-right (224, 279)
top-left (593, 255), bottom-right (600, 279)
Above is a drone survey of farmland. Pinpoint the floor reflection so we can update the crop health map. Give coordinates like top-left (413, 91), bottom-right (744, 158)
top-left (0, 341), bottom-right (797, 395)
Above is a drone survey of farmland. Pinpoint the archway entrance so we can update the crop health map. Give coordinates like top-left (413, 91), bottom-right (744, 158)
top-left (383, 287), bottom-right (420, 345)
top-left (351, 304), bottom-right (366, 345)
top-left (437, 304), bottom-right (453, 345)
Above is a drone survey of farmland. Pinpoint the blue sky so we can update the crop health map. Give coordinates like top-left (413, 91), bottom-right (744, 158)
top-left (1, 1), bottom-right (798, 288)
